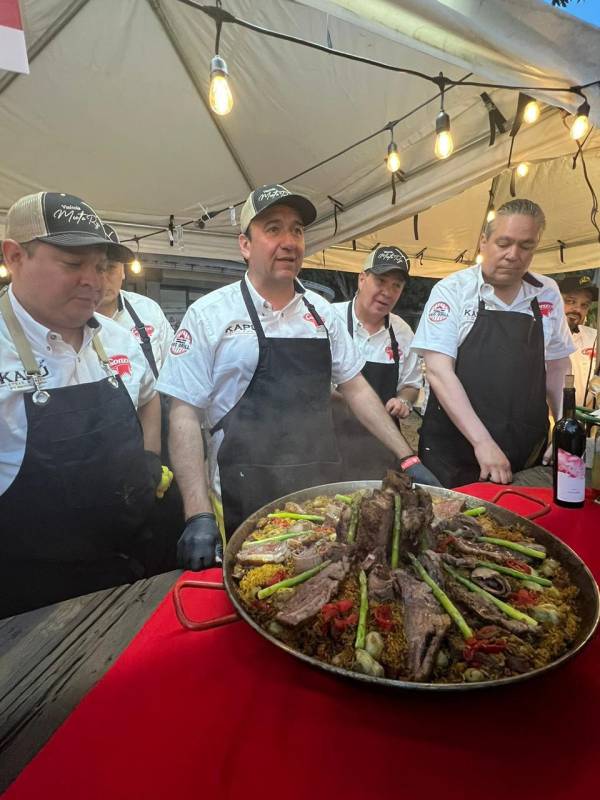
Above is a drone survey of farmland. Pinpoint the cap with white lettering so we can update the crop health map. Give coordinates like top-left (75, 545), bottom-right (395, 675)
top-left (363, 246), bottom-right (410, 277)
top-left (240, 184), bottom-right (317, 234)
top-left (558, 274), bottom-right (598, 300)
top-left (5, 192), bottom-right (133, 262)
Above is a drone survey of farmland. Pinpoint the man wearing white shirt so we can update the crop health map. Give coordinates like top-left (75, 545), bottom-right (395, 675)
top-left (412, 198), bottom-right (574, 488)
top-left (332, 245), bottom-right (421, 479)
top-left (158, 183), bottom-right (439, 569)
top-left (0, 192), bottom-right (165, 617)
top-left (558, 275), bottom-right (598, 408)
top-left (96, 224), bottom-right (173, 377)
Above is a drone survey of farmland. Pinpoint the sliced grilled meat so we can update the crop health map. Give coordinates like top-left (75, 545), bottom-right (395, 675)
top-left (446, 581), bottom-right (531, 635)
top-left (355, 490), bottom-right (394, 561)
top-left (394, 569), bottom-right (451, 682)
top-left (275, 557), bottom-right (351, 626)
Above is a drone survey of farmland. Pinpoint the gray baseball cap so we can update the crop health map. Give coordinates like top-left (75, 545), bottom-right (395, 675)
top-left (363, 246), bottom-right (410, 277)
top-left (240, 184), bottom-right (317, 234)
top-left (102, 223), bottom-right (135, 263)
top-left (5, 192), bottom-right (133, 262)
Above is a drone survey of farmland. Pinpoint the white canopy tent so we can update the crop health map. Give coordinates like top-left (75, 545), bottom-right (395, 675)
top-left (1, 0), bottom-right (599, 277)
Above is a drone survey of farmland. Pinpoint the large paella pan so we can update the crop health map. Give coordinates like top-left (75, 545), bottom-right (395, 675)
top-left (174, 475), bottom-right (599, 691)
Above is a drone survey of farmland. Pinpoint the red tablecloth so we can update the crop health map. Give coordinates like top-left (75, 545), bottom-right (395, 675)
top-left (4, 486), bottom-right (600, 800)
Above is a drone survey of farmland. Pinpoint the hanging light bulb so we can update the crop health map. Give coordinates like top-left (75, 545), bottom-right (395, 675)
top-left (486, 209), bottom-right (496, 223)
top-left (130, 258), bottom-right (142, 275)
top-left (570, 100), bottom-right (590, 141)
top-left (475, 253), bottom-right (483, 265)
top-left (209, 55), bottom-right (233, 116)
top-left (0, 263), bottom-right (8, 279)
top-left (516, 162), bottom-right (529, 178)
top-left (434, 111), bottom-right (454, 159)
top-left (523, 99), bottom-right (540, 124)
top-left (387, 141), bottom-right (401, 173)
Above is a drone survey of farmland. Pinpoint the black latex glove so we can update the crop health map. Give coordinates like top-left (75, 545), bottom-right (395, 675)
top-left (144, 450), bottom-right (163, 489)
top-left (177, 512), bottom-right (222, 571)
top-left (403, 460), bottom-right (443, 487)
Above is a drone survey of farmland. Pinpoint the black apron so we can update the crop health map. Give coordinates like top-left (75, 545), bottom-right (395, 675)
top-left (419, 296), bottom-right (549, 488)
top-left (212, 278), bottom-right (342, 537)
top-left (333, 301), bottom-right (400, 480)
top-left (0, 292), bottom-right (157, 617)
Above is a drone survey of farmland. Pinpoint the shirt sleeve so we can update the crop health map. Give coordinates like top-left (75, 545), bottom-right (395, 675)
top-left (137, 358), bottom-right (158, 407)
top-left (324, 304), bottom-right (365, 385)
top-left (411, 280), bottom-right (461, 359)
top-left (397, 346), bottom-right (422, 391)
top-left (544, 291), bottom-right (577, 361)
top-left (156, 305), bottom-right (214, 409)
top-left (156, 307), bottom-right (174, 368)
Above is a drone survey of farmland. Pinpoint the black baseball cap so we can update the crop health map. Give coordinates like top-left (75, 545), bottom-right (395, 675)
top-left (240, 184), bottom-right (317, 234)
top-left (102, 223), bottom-right (135, 263)
top-left (363, 246), bottom-right (410, 278)
top-left (5, 192), bottom-right (133, 262)
top-left (558, 275), bottom-right (598, 300)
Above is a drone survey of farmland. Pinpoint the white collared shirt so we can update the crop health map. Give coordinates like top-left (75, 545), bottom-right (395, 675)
top-left (102, 289), bottom-right (174, 372)
top-left (157, 276), bottom-right (364, 495)
top-left (332, 300), bottom-right (421, 391)
top-left (570, 324), bottom-right (597, 407)
top-left (411, 266), bottom-right (575, 361)
top-left (0, 286), bottom-right (157, 495)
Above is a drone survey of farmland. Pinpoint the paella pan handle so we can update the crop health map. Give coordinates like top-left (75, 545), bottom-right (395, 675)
top-left (490, 488), bottom-right (551, 520)
top-left (173, 580), bottom-right (240, 631)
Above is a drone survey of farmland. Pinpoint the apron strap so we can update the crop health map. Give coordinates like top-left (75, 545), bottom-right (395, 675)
top-left (347, 301), bottom-right (354, 337)
top-left (122, 295), bottom-right (159, 378)
top-left (387, 318), bottom-right (400, 367)
top-left (0, 287), bottom-right (42, 376)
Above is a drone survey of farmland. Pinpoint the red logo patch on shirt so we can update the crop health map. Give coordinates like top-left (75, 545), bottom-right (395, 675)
top-left (428, 301), bottom-right (450, 323)
top-left (385, 345), bottom-right (402, 361)
top-left (170, 328), bottom-right (192, 356)
top-left (131, 324), bottom-right (155, 340)
top-left (582, 347), bottom-right (597, 359)
top-left (109, 354), bottom-right (132, 377)
top-left (303, 312), bottom-right (319, 328)
top-left (539, 301), bottom-right (553, 317)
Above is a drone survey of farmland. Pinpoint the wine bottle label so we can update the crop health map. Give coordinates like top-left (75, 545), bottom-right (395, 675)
top-left (556, 448), bottom-right (585, 503)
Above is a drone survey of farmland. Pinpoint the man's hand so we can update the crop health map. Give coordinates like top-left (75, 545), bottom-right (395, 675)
top-left (399, 456), bottom-right (442, 486)
top-left (473, 439), bottom-right (512, 483)
top-left (385, 397), bottom-right (412, 419)
top-left (177, 513), bottom-right (222, 570)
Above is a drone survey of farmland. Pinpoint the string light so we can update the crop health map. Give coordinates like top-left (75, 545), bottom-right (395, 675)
top-left (523, 99), bottom-right (540, 124)
top-left (386, 138), bottom-right (401, 173)
top-left (434, 75), bottom-right (454, 160)
top-left (486, 209), bottom-right (496, 223)
top-left (130, 239), bottom-right (143, 275)
top-left (516, 162), bottom-right (529, 177)
top-left (209, 55), bottom-right (233, 115)
top-left (0, 263), bottom-right (8, 279)
top-left (570, 100), bottom-right (591, 141)
top-left (475, 253), bottom-right (483, 265)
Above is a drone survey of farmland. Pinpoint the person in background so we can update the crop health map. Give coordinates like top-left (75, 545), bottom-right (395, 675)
top-left (412, 198), bottom-right (574, 488)
top-left (96, 224), bottom-right (173, 378)
top-left (157, 184), bottom-right (441, 570)
top-left (0, 192), bottom-right (166, 617)
top-left (558, 275), bottom-right (598, 408)
top-left (332, 245), bottom-right (421, 479)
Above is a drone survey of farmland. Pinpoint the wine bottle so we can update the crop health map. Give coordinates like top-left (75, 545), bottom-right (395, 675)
top-left (553, 374), bottom-right (586, 508)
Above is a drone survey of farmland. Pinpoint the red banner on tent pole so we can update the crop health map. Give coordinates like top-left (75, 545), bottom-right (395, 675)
top-left (0, 0), bottom-right (29, 74)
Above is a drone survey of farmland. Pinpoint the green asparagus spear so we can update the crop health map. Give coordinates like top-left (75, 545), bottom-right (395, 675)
top-left (444, 564), bottom-right (538, 627)
top-left (478, 536), bottom-right (546, 560)
top-left (391, 494), bottom-right (402, 569)
top-left (355, 570), bottom-right (368, 650)
top-left (267, 512), bottom-right (325, 522)
top-left (408, 554), bottom-right (473, 640)
top-left (242, 530), bottom-right (315, 548)
top-left (335, 494), bottom-right (353, 505)
top-left (476, 560), bottom-right (552, 587)
top-left (463, 506), bottom-right (487, 517)
top-left (256, 560), bottom-right (332, 599)
top-left (347, 497), bottom-right (359, 544)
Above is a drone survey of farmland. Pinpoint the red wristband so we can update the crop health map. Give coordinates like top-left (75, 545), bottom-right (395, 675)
top-left (399, 455), bottom-right (420, 470)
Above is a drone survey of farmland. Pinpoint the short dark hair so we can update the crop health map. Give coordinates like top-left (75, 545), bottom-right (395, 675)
top-left (483, 198), bottom-right (546, 239)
